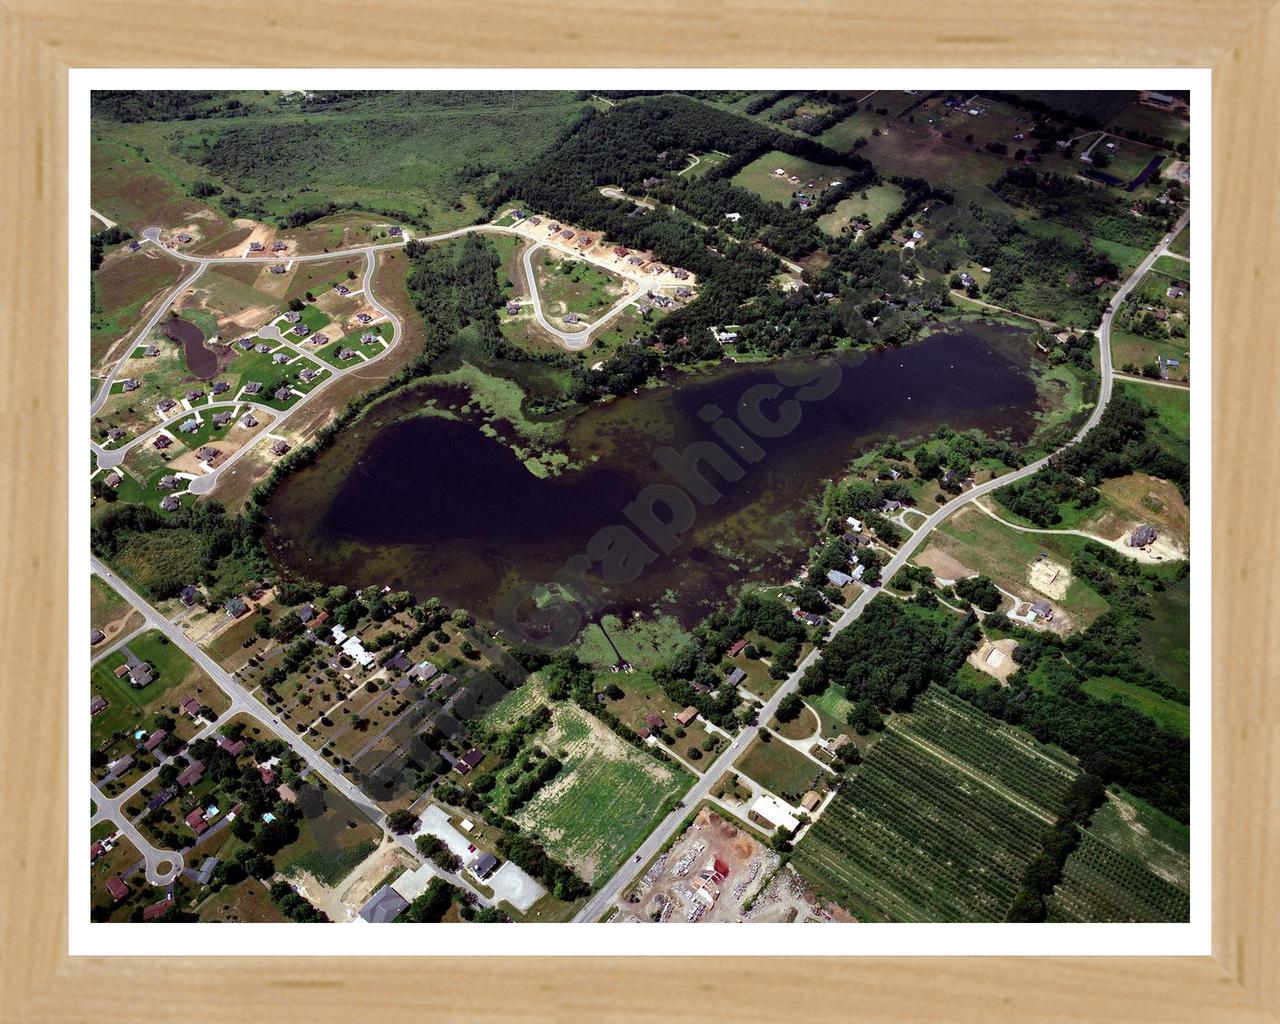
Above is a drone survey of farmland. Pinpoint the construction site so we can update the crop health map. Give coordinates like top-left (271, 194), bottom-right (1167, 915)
top-left (610, 807), bottom-right (832, 923)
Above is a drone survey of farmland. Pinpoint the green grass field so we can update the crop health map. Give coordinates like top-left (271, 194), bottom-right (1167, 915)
top-left (816, 183), bottom-right (905, 237)
top-left (1111, 328), bottom-right (1189, 380)
top-left (731, 150), bottom-right (854, 206)
top-left (91, 629), bottom-right (210, 748)
top-left (1081, 676), bottom-right (1189, 737)
top-left (96, 92), bottom-right (588, 234)
top-left (1168, 224), bottom-right (1190, 257)
top-left (513, 703), bottom-right (688, 885)
top-left (1047, 830), bottom-right (1189, 922)
top-left (733, 731), bottom-right (828, 800)
top-left (575, 614), bottom-right (690, 672)
top-left (535, 252), bottom-right (624, 320)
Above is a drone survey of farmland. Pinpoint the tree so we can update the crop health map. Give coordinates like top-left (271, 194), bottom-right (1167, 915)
top-left (776, 692), bottom-right (804, 723)
top-left (386, 809), bottom-right (419, 835)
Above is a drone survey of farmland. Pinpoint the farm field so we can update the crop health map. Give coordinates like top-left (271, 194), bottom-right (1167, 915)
top-left (731, 151), bottom-right (855, 206)
top-left (1106, 100), bottom-right (1190, 149)
top-left (1047, 830), bottom-right (1189, 922)
top-left (513, 703), bottom-right (689, 885)
top-left (92, 248), bottom-right (187, 369)
top-left (793, 699), bottom-right (1066, 921)
top-left (858, 113), bottom-right (1008, 190)
top-left (1087, 788), bottom-right (1190, 890)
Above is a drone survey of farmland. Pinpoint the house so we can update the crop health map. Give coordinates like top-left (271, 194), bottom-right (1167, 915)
top-left (241, 413), bottom-right (259, 429)
top-left (1167, 286), bottom-right (1186, 299)
top-left (283, 312), bottom-right (302, 325)
top-left (274, 353), bottom-right (292, 364)
top-left (178, 418), bottom-right (199, 434)
top-left (506, 301), bottom-right (521, 315)
top-left (91, 841), bottom-right (106, 862)
top-left (127, 240), bottom-right (141, 251)
top-left (675, 706), bottom-right (698, 727)
top-left (105, 876), bottom-right (129, 903)
top-left (103, 472), bottom-right (122, 489)
top-left (311, 333), bottom-right (328, 346)
top-left (146, 786), bottom-right (176, 812)
top-left (636, 303), bottom-right (653, 316)
top-left (338, 347), bottom-right (357, 361)
top-left (726, 667), bottom-right (746, 687)
top-left (129, 662), bottom-right (155, 688)
top-left (334, 284), bottom-right (350, 296)
top-left (356, 312), bottom-right (373, 324)
top-left (121, 378), bottom-right (139, 392)
top-left (561, 229), bottom-right (574, 240)
top-left (644, 713), bottom-right (666, 730)
top-left (845, 516), bottom-right (863, 533)
top-left (90, 695), bottom-right (108, 715)
top-left (408, 660), bottom-right (438, 682)
top-left (1146, 91), bottom-right (1175, 106)
top-left (177, 760), bottom-right (205, 788)
top-left (142, 729), bottom-right (167, 753)
top-left (143, 345), bottom-right (160, 357)
top-left (1030, 601), bottom-right (1054, 621)
top-left (827, 569), bottom-right (855, 587)
top-left (673, 268), bottom-right (689, 280)
top-left (385, 650), bottom-right (412, 674)
top-left (238, 338), bottom-right (255, 350)
top-left (277, 783), bottom-right (298, 803)
top-left (749, 794), bottom-right (800, 834)
top-left (828, 734), bottom-right (852, 754)
top-left (270, 265), bottom-right (286, 274)
top-left (249, 241), bottom-right (265, 252)
top-left (879, 499), bottom-right (903, 513)
top-left (388, 225), bottom-right (403, 237)
top-left (243, 381), bottom-right (262, 395)
top-left (106, 754), bottom-right (134, 779)
top-left (194, 857), bottom-right (219, 886)
top-left (179, 697), bottom-right (201, 718)
top-left (304, 609), bottom-right (329, 631)
top-left (217, 736), bottom-right (247, 757)
top-left (180, 585), bottom-right (199, 606)
top-left (470, 852), bottom-right (499, 880)
top-left (728, 638), bottom-right (748, 658)
top-left (225, 596), bottom-right (248, 618)
top-left (291, 324), bottom-right (309, 338)
top-left (185, 808), bottom-right (209, 835)
top-left (141, 895), bottom-right (176, 922)
top-left (273, 240), bottom-right (289, 251)
top-left (211, 410), bottom-right (232, 426)
top-left (958, 272), bottom-right (975, 288)
top-left (90, 627), bottom-right (106, 646)
top-left (156, 398), bottom-right (177, 415)
top-left (577, 236), bottom-right (593, 248)
top-left (270, 440), bottom-right (291, 456)
top-left (548, 223), bottom-right (561, 233)
top-left (300, 369), bottom-right (319, 383)
top-left (1129, 524), bottom-right (1158, 547)
top-left (273, 387), bottom-right (292, 402)
top-left (160, 495), bottom-right (181, 511)
top-left (361, 332), bottom-right (380, 344)
top-left (676, 287), bottom-right (692, 299)
top-left (176, 233), bottom-right (192, 243)
top-left (802, 612), bottom-right (823, 627)
top-left (357, 885), bottom-right (409, 924)
top-left (724, 212), bottom-right (742, 223)
top-left (454, 749), bottom-right (486, 775)
top-left (800, 791), bottom-right (822, 812)
top-left (257, 763), bottom-right (277, 786)
top-left (256, 343), bottom-right (271, 353)
top-left (564, 313), bottom-right (579, 325)
top-left (628, 255), bottom-right (645, 266)
top-left (613, 246), bottom-right (629, 257)
top-left (114, 663), bottom-right (130, 679)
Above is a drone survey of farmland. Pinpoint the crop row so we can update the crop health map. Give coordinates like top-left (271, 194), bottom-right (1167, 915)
top-left (794, 732), bottom-right (1046, 921)
top-left (1048, 831), bottom-right (1190, 923)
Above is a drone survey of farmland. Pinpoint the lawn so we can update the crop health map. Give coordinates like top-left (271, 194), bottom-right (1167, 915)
top-left (731, 150), bottom-right (855, 206)
top-left (91, 574), bottom-right (140, 636)
top-left (1168, 224), bottom-right (1190, 257)
top-left (90, 629), bottom-right (215, 750)
top-left (1118, 381), bottom-right (1189, 462)
top-left (1110, 328), bottom-right (1189, 380)
top-left (733, 730), bottom-right (829, 801)
top-left (513, 702), bottom-right (689, 885)
top-left (816, 183), bottom-right (905, 237)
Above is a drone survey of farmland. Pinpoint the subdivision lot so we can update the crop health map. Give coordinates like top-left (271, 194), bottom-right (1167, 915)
top-left (91, 574), bottom-right (142, 642)
top-left (93, 247), bottom-right (186, 370)
top-left (733, 731), bottom-right (829, 802)
top-left (816, 183), bottom-right (905, 236)
top-left (731, 151), bottom-right (855, 206)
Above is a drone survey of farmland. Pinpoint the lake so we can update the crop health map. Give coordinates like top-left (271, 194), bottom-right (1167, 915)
top-left (265, 323), bottom-right (1040, 630)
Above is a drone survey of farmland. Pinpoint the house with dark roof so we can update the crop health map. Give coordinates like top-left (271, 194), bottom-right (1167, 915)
top-left (179, 697), bottom-right (201, 718)
top-left (311, 332), bottom-right (328, 346)
top-left (335, 284), bottom-right (350, 295)
top-left (197, 446), bottom-right (220, 462)
top-left (177, 761), bottom-right (205, 788)
top-left (105, 875), bottom-right (129, 902)
top-left (1129, 524), bottom-right (1158, 547)
top-left (217, 736), bottom-right (247, 757)
top-left (356, 312), bottom-right (373, 324)
top-left (273, 240), bottom-right (289, 251)
top-left (185, 808), bottom-right (209, 834)
top-left (241, 413), bottom-right (259, 428)
top-left (453, 749), bottom-right (486, 775)
top-left (156, 397), bottom-right (177, 414)
top-left (142, 728), bottom-right (167, 752)
top-left (243, 381), bottom-right (262, 395)
top-left (270, 264), bottom-right (286, 274)
top-left (143, 896), bottom-right (175, 921)
top-left (121, 378), bottom-right (139, 392)
top-left (160, 495), bottom-right (181, 511)
top-left (249, 241), bottom-right (265, 252)
top-left (270, 440), bottom-right (291, 456)
top-left (194, 857), bottom-right (219, 885)
top-left (90, 695), bottom-right (109, 715)
top-left (357, 885), bottom-right (409, 923)
top-left (180, 585), bottom-right (199, 606)
top-left (273, 387), bottom-right (292, 402)
top-left (726, 667), bottom-right (746, 687)
top-left (338, 347), bottom-right (357, 360)
top-left (644, 713), bottom-right (666, 729)
top-left (225, 596), bottom-right (248, 618)
top-left (470, 852), bottom-right (499, 879)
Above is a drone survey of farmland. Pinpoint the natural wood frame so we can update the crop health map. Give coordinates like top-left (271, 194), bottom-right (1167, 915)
top-left (2, 2), bottom-right (1276, 1020)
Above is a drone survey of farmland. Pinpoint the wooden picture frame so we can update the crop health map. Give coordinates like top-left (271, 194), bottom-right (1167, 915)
top-left (2, 2), bottom-right (1276, 1019)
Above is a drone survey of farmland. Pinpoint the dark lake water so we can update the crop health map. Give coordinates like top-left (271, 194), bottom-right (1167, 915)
top-left (265, 323), bottom-right (1040, 628)
top-left (164, 317), bottom-right (219, 378)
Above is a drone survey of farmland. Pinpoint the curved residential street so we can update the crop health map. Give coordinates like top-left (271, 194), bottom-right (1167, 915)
top-left (573, 208), bottom-right (1189, 923)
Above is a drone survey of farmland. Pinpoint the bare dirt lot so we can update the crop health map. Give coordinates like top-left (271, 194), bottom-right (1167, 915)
top-left (968, 638), bottom-right (1020, 684)
top-left (915, 547), bottom-right (975, 583)
top-left (1028, 557), bottom-right (1072, 600)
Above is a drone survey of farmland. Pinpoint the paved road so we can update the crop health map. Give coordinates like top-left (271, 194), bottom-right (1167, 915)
top-left (89, 560), bottom-right (493, 907)
top-left (519, 240), bottom-right (643, 349)
top-left (573, 208), bottom-right (1188, 922)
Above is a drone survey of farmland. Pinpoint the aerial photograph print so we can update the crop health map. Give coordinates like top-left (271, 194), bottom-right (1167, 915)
top-left (84, 83), bottom-right (1195, 936)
